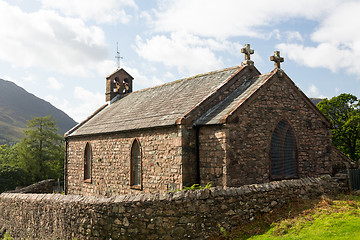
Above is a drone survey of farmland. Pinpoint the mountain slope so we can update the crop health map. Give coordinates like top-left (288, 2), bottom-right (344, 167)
top-left (0, 78), bottom-right (77, 145)
top-left (309, 97), bottom-right (323, 106)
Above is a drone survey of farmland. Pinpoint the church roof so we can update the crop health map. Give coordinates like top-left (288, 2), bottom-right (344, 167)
top-left (66, 66), bottom-right (243, 137)
top-left (66, 64), bottom-right (331, 137)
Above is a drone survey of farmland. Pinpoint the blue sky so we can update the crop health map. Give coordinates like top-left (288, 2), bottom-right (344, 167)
top-left (0, 0), bottom-right (359, 122)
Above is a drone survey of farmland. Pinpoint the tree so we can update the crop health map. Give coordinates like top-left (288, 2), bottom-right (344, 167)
top-left (317, 93), bottom-right (360, 161)
top-left (0, 164), bottom-right (27, 192)
top-left (0, 144), bottom-right (18, 166)
top-left (17, 116), bottom-right (64, 182)
top-left (0, 144), bottom-right (25, 192)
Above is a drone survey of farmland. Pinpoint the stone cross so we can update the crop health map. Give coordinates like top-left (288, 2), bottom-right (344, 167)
top-left (270, 51), bottom-right (284, 69)
top-left (241, 44), bottom-right (254, 66)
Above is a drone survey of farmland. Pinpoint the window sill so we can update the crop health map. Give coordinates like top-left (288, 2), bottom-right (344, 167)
top-left (130, 185), bottom-right (142, 190)
top-left (84, 179), bottom-right (92, 183)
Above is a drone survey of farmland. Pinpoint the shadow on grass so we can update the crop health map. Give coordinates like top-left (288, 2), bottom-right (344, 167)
top-left (209, 197), bottom-right (323, 240)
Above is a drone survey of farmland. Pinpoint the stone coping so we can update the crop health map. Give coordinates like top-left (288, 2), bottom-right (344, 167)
top-left (0, 177), bottom-right (326, 204)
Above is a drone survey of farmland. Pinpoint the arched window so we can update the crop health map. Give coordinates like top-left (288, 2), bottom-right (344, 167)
top-left (84, 142), bottom-right (92, 181)
top-left (130, 140), bottom-right (141, 187)
top-left (270, 119), bottom-right (298, 180)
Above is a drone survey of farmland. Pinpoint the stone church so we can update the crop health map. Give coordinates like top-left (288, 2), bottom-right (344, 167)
top-left (64, 45), bottom-right (348, 197)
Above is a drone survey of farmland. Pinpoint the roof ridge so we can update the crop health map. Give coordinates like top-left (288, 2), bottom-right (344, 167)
top-left (131, 66), bottom-right (241, 94)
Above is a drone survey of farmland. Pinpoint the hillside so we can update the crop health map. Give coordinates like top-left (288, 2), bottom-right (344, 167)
top-left (309, 97), bottom-right (323, 106)
top-left (0, 78), bottom-right (77, 145)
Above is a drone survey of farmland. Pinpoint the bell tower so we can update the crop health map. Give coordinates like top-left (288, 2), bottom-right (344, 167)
top-left (105, 68), bottom-right (134, 102)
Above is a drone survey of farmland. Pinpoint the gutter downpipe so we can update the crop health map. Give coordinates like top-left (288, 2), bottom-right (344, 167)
top-left (64, 138), bottom-right (68, 195)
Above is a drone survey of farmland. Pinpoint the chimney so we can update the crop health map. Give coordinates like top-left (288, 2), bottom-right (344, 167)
top-left (105, 68), bottom-right (134, 102)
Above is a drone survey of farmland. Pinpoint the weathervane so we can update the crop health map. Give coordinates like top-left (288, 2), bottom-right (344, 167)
top-left (115, 42), bottom-right (123, 69)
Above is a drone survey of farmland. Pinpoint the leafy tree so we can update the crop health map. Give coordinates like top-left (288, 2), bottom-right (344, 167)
top-left (317, 93), bottom-right (360, 161)
top-left (0, 144), bottom-right (19, 166)
top-left (0, 164), bottom-right (27, 192)
top-left (17, 116), bottom-right (64, 182)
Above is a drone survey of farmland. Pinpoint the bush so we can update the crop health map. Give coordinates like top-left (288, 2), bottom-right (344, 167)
top-left (0, 164), bottom-right (27, 193)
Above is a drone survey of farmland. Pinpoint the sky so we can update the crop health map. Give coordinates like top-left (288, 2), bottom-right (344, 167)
top-left (0, 0), bottom-right (359, 123)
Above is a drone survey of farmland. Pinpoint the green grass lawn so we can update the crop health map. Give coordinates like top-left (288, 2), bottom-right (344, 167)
top-left (216, 195), bottom-right (360, 240)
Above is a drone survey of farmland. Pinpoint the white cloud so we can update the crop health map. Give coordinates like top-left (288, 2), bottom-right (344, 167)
top-left (40, 0), bottom-right (137, 23)
top-left (308, 84), bottom-right (319, 96)
top-left (311, 1), bottom-right (360, 46)
top-left (44, 94), bottom-right (59, 103)
top-left (277, 43), bottom-right (344, 72)
top-left (96, 60), bottom-right (118, 78)
top-left (47, 77), bottom-right (63, 90)
top-left (278, 43), bottom-right (360, 77)
top-left (277, 1), bottom-right (360, 77)
top-left (306, 84), bottom-right (325, 98)
top-left (152, 0), bottom-right (343, 39)
top-left (59, 86), bottom-right (104, 122)
top-left (23, 74), bottom-right (38, 84)
top-left (139, 10), bottom-right (153, 23)
top-left (0, 0), bottom-right (107, 77)
top-left (285, 31), bottom-right (304, 42)
top-left (124, 66), bottom-right (164, 90)
top-left (135, 32), bottom-right (225, 75)
top-left (137, 0), bottom-right (360, 79)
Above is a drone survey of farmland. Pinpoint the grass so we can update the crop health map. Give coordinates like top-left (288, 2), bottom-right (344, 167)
top-left (213, 194), bottom-right (360, 240)
top-left (1, 231), bottom-right (13, 240)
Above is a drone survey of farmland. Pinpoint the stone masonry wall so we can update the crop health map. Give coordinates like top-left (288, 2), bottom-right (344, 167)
top-left (0, 177), bottom-right (340, 240)
top-left (198, 73), bottom-right (333, 187)
top-left (198, 125), bottom-right (227, 186)
top-left (226, 73), bottom-right (332, 186)
top-left (67, 126), bottom-right (183, 197)
top-left (7, 179), bottom-right (55, 193)
top-left (179, 125), bottom-right (198, 187)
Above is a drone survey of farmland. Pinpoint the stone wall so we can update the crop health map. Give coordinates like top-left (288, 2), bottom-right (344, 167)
top-left (198, 73), bottom-right (333, 187)
top-left (67, 126), bottom-right (183, 197)
top-left (331, 146), bottom-right (356, 173)
top-left (7, 179), bottom-right (55, 194)
top-left (0, 177), bottom-right (340, 240)
top-left (198, 125), bottom-right (227, 186)
top-left (179, 125), bottom-right (198, 187)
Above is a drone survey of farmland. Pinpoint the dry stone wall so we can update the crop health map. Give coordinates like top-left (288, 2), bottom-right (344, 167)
top-left (0, 176), bottom-right (340, 240)
top-left (7, 179), bottom-right (55, 194)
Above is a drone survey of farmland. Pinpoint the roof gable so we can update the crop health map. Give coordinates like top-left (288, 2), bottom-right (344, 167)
top-left (195, 71), bottom-right (274, 125)
top-left (195, 69), bottom-right (331, 127)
